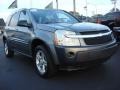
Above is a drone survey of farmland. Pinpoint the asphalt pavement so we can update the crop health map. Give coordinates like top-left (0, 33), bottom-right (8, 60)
top-left (0, 34), bottom-right (120, 90)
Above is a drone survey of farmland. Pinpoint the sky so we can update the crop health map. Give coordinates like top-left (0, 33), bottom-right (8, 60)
top-left (0, 0), bottom-right (120, 20)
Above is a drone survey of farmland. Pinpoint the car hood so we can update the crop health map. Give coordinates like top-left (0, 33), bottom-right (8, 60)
top-left (37, 22), bottom-right (110, 32)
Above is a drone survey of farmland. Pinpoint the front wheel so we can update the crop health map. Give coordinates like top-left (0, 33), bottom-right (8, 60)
top-left (34, 45), bottom-right (56, 78)
top-left (4, 41), bottom-right (14, 57)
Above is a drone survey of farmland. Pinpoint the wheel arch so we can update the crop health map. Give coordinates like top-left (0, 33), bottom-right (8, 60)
top-left (31, 38), bottom-right (59, 65)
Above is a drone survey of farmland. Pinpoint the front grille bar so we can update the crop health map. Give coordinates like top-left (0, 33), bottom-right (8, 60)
top-left (65, 31), bottom-right (112, 39)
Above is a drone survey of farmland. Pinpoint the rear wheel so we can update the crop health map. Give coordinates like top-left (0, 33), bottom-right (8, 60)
top-left (4, 40), bottom-right (14, 57)
top-left (34, 45), bottom-right (56, 78)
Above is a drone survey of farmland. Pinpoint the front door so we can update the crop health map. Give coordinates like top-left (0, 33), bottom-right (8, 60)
top-left (15, 10), bottom-right (33, 55)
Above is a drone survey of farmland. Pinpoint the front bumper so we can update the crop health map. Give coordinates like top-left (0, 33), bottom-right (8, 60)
top-left (55, 41), bottom-right (118, 67)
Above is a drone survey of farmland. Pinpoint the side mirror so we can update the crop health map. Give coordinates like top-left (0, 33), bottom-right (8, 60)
top-left (17, 20), bottom-right (32, 28)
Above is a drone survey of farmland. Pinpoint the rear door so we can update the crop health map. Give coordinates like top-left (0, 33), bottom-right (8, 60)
top-left (5, 12), bottom-right (20, 49)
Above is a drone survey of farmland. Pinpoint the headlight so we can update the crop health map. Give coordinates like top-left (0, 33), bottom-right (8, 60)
top-left (54, 30), bottom-right (80, 46)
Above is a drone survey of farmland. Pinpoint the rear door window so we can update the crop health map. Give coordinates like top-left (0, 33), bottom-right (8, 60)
top-left (9, 12), bottom-right (19, 26)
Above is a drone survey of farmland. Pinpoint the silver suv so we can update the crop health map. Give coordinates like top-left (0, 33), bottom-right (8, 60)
top-left (3, 9), bottom-right (118, 78)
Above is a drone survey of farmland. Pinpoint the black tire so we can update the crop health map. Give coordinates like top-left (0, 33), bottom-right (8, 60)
top-left (34, 45), bottom-right (57, 78)
top-left (4, 40), bottom-right (14, 57)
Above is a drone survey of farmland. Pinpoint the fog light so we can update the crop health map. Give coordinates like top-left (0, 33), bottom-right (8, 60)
top-left (67, 52), bottom-right (75, 58)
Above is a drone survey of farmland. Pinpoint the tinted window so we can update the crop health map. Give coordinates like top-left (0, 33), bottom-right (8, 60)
top-left (19, 11), bottom-right (30, 23)
top-left (30, 9), bottom-right (79, 24)
top-left (56, 12), bottom-right (74, 23)
top-left (9, 12), bottom-right (19, 26)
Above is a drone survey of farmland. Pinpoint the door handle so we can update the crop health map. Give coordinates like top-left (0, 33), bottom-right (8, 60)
top-left (15, 29), bottom-right (18, 31)
top-left (7, 28), bottom-right (10, 30)
top-left (11, 34), bottom-right (15, 37)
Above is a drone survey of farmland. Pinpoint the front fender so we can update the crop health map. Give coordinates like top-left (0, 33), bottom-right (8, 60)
top-left (33, 29), bottom-right (59, 65)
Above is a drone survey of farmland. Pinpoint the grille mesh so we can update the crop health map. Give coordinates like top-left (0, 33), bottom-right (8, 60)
top-left (80, 30), bottom-right (113, 45)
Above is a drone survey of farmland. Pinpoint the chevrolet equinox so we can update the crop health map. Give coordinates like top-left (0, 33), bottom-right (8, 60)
top-left (3, 9), bottom-right (118, 78)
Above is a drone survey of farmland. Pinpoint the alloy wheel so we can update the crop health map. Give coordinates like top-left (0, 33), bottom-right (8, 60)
top-left (35, 50), bottom-right (47, 75)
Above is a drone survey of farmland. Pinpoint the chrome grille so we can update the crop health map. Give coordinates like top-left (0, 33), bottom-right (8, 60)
top-left (80, 30), bottom-right (113, 45)
top-left (83, 34), bottom-right (112, 45)
top-left (80, 30), bottom-right (109, 35)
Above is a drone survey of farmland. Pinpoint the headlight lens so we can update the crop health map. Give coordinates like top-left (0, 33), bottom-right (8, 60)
top-left (54, 30), bottom-right (80, 46)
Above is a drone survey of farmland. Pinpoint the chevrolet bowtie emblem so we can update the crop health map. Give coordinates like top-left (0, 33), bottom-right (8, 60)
top-left (98, 33), bottom-right (104, 37)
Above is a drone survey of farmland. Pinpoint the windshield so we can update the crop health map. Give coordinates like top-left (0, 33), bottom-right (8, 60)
top-left (30, 9), bottom-right (79, 24)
